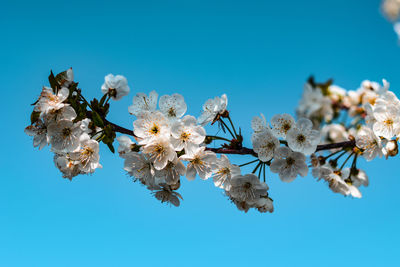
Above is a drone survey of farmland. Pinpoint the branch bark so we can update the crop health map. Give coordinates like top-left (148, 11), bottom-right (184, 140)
top-left (102, 119), bottom-right (356, 156)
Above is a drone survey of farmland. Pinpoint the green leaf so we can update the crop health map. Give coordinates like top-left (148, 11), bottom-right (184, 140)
top-left (68, 82), bottom-right (78, 97)
top-left (55, 70), bottom-right (69, 85)
top-left (48, 71), bottom-right (59, 93)
top-left (90, 98), bottom-right (99, 112)
top-left (106, 143), bottom-right (115, 153)
top-left (99, 93), bottom-right (108, 106)
top-left (92, 111), bottom-right (104, 128)
top-left (30, 111), bottom-right (41, 124)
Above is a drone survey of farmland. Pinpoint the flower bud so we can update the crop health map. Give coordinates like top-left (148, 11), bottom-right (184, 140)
top-left (385, 140), bottom-right (398, 159)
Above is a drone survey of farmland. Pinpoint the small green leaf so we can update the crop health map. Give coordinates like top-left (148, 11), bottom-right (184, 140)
top-left (92, 111), bottom-right (104, 128)
top-left (99, 93), bottom-right (108, 106)
top-left (107, 143), bottom-right (115, 153)
top-left (30, 111), bottom-right (41, 124)
top-left (55, 70), bottom-right (69, 85)
top-left (48, 71), bottom-right (59, 93)
top-left (90, 98), bottom-right (99, 112)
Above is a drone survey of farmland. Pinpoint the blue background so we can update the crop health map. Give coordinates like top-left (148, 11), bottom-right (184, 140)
top-left (1, 0), bottom-right (399, 266)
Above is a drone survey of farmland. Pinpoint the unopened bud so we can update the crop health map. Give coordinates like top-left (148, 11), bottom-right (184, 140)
top-left (310, 154), bottom-right (319, 167)
top-left (385, 140), bottom-right (398, 159)
top-left (220, 110), bottom-right (229, 118)
top-left (204, 136), bottom-right (213, 145)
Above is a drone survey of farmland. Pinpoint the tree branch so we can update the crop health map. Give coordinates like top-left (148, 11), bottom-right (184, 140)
top-left (100, 119), bottom-right (356, 157)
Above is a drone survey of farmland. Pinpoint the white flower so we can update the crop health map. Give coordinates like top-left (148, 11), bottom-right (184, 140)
top-left (25, 120), bottom-right (49, 150)
top-left (383, 139), bottom-right (399, 158)
top-left (342, 168), bottom-right (369, 188)
top-left (101, 74), bottom-right (130, 100)
top-left (312, 163), bottom-right (334, 181)
top-left (287, 118), bottom-right (320, 155)
top-left (128, 91), bottom-right (158, 117)
top-left (356, 126), bottom-right (385, 161)
top-left (321, 124), bottom-right (348, 143)
top-left (116, 135), bottom-right (137, 158)
top-left (251, 113), bottom-right (268, 133)
top-left (256, 197), bottom-right (274, 213)
top-left (123, 152), bottom-right (158, 189)
top-left (159, 93), bottom-right (187, 121)
top-left (179, 147), bottom-right (217, 180)
top-left (252, 129), bottom-right (280, 162)
top-left (364, 103), bottom-right (377, 128)
top-left (171, 115), bottom-right (206, 154)
top-left (153, 186), bottom-right (183, 207)
top-left (44, 105), bottom-right (77, 123)
top-left (229, 174), bottom-right (269, 202)
top-left (375, 90), bottom-right (400, 107)
top-left (54, 153), bottom-right (81, 180)
top-left (270, 147), bottom-right (308, 183)
top-left (80, 118), bottom-right (93, 134)
top-left (327, 172), bottom-right (361, 198)
top-left (70, 134), bottom-right (102, 174)
top-left (35, 86), bottom-right (69, 117)
top-left (212, 154), bottom-right (241, 190)
top-left (47, 119), bottom-right (82, 153)
top-left (372, 104), bottom-right (400, 139)
top-left (141, 137), bottom-right (176, 170)
top-left (328, 85), bottom-right (346, 102)
top-left (133, 111), bottom-right (170, 145)
top-left (80, 118), bottom-right (102, 139)
top-left (197, 94), bottom-right (228, 126)
top-left (270, 114), bottom-right (295, 139)
top-left (297, 83), bottom-right (333, 122)
top-left (155, 157), bottom-right (186, 186)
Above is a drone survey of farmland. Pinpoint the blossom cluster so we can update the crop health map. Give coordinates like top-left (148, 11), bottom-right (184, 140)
top-left (251, 113), bottom-right (319, 182)
top-left (25, 68), bottom-right (400, 213)
top-left (117, 91), bottom-right (273, 212)
top-left (25, 69), bottom-right (102, 179)
top-left (298, 78), bottom-right (399, 198)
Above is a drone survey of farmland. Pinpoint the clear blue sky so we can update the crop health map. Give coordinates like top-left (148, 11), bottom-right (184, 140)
top-left (1, 0), bottom-right (399, 266)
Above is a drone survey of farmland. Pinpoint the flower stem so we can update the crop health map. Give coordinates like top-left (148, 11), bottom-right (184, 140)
top-left (239, 159), bottom-right (259, 167)
top-left (324, 149), bottom-right (343, 160)
top-left (227, 115), bottom-right (238, 138)
top-left (219, 118), bottom-right (236, 139)
top-left (207, 135), bottom-right (232, 142)
top-left (258, 162), bottom-right (263, 179)
top-left (339, 152), bottom-right (354, 171)
top-left (263, 163), bottom-right (266, 182)
top-left (252, 161), bottom-right (262, 174)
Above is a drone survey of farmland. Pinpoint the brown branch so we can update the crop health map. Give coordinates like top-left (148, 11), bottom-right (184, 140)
top-left (206, 147), bottom-right (258, 157)
top-left (206, 140), bottom-right (355, 157)
top-left (98, 118), bottom-right (356, 157)
top-left (106, 120), bottom-right (135, 137)
top-left (315, 140), bottom-right (355, 152)
top-left (86, 111), bottom-right (136, 137)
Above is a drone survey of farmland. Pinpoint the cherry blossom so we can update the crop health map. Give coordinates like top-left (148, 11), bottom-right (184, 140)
top-left (128, 91), bottom-right (158, 117)
top-left (159, 93), bottom-right (187, 121)
top-left (170, 115), bottom-right (206, 154)
top-left (270, 147), bottom-right (308, 183)
top-left (179, 147), bottom-right (216, 180)
top-left (101, 74), bottom-right (130, 100)
top-left (286, 118), bottom-right (320, 155)
top-left (197, 94), bottom-right (228, 126)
